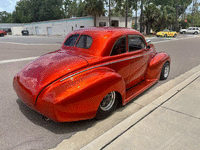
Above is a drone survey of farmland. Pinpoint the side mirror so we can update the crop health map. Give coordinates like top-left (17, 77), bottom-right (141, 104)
top-left (146, 40), bottom-right (151, 45)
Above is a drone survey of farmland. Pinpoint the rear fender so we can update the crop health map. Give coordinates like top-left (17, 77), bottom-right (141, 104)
top-left (36, 67), bottom-right (126, 122)
top-left (146, 52), bottom-right (171, 80)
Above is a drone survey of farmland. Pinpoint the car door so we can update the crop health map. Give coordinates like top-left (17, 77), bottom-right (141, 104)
top-left (126, 35), bottom-right (150, 89)
top-left (103, 36), bottom-right (131, 88)
top-left (187, 28), bottom-right (192, 34)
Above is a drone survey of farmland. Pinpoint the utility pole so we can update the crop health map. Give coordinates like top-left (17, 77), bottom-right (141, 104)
top-left (135, 0), bottom-right (138, 30)
top-left (109, 0), bottom-right (111, 26)
top-left (175, 0), bottom-right (178, 31)
top-left (140, 0), bottom-right (144, 33)
top-left (192, 0), bottom-right (198, 26)
top-left (125, 0), bottom-right (128, 28)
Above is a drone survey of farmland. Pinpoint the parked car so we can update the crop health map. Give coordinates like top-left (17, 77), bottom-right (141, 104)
top-left (13, 27), bottom-right (171, 122)
top-left (0, 30), bottom-right (7, 37)
top-left (180, 27), bottom-right (200, 34)
top-left (21, 30), bottom-right (29, 36)
top-left (156, 29), bottom-right (177, 37)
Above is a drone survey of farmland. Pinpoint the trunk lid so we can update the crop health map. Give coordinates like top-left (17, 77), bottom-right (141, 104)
top-left (13, 49), bottom-right (88, 107)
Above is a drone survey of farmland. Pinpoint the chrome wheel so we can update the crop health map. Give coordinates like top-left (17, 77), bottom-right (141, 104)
top-left (100, 91), bottom-right (116, 111)
top-left (95, 91), bottom-right (119, 120)
top-left (160, 62), bottom-right (170, 80)
top-left (164, 65), bottom-right (170, 78)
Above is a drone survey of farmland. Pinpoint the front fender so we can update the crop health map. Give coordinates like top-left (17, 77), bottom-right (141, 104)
top-left (35, 67), bottom-right (125, 122)
top-left (146, 52), bottom-right (171, 80)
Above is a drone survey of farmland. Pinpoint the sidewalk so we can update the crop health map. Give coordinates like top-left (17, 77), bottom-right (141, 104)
top-left (82, 69), bottom-right (200, 150)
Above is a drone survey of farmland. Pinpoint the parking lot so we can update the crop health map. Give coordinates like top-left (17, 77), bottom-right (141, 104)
top-left (1, 34), bottom-right (200, 150)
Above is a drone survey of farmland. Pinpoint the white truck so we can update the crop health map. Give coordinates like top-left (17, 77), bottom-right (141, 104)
top-left (180, 27), bottom-right (200, 34)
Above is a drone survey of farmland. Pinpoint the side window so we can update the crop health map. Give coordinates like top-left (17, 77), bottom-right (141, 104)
top-left (128, 36), bottom-right (146, 52)
top-left (76, 35), bottom-right (93, 49)
top-left (99, 22), bottom-right (106, 26)
top-left (111, 37), bottom-right (126, 56)
top-left (64, 34), bottom-right (79, 46)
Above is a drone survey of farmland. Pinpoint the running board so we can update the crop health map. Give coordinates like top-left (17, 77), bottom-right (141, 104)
top-left (123, 79), bottom-right (158, 105)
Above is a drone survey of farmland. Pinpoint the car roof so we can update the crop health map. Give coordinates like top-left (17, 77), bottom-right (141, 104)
top-left (63, 27), bottom-right (143, 56)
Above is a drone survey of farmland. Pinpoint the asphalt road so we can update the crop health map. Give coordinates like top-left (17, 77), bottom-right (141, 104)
top-left (0, 35), bottom-right (65, 45)
top-left (0, 34), bottom-right (200, 150)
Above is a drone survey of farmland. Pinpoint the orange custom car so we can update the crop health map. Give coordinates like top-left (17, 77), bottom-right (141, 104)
top-left (13, 27), bottom-right (171, 122)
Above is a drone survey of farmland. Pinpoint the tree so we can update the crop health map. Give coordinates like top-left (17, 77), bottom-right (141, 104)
top-left (112, 0), bottom-right (137, 17)
top-left (149, 0), bottom-right (192, 31)
top-left (179, 20), bottom-right (189, 29)
top-left (65, 0), bottom-right (78, 18)
top-left (77, 0), bottom-right (86, 17)
top-left (144, 4), bottom-right (160, 34)
top-left (84, 0), bottom-right (105, 26)
top-left (62, 0), bottom-right (87, 18)
top-left (15, 0), bottom-right (32, 23)
top-left (13, 0), bottom-right (64, 23)
top-left (0, 11), bottom-right (13, 23)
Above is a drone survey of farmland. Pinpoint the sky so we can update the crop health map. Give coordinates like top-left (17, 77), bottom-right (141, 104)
top-left (0, 0), bottom-right (199, 14)
top-left (0, 0), bottom-right (20, 13)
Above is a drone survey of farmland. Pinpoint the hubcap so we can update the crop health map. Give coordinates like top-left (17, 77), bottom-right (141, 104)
top-left (100, 92), bottom-right (116, 111)
top-left (164, 65), bottom-right (170, 78)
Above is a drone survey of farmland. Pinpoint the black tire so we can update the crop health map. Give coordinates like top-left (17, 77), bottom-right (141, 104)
top-left (95, 91), bottom-right (119, 120)
top-left (194, 32), bottom-right (198, 35)
top-left (160, 62), bottom-right (170, 80)
top-left (0, 33), bottom-right (4, 37)
top-left (164, 34), bottom-right (167, 37)
top-left (183, 31), bottom-right (186, 34)
top-left (173, 34), bottom-right (177, 37)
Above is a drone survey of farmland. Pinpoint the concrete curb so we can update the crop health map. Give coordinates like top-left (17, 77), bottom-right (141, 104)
top-left (81, 70), bottom-right (200, 150)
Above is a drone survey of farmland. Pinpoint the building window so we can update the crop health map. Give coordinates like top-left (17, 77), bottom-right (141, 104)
top-left (99, 22), bottom-right (106, 27)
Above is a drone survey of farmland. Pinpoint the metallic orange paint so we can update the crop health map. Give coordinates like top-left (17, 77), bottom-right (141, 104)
top-left (13, 27), bottom-right (171, 122)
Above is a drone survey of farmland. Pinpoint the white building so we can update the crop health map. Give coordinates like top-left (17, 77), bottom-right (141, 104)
top-left (97, 16), bottom-right (135, 28)
top-left (0, 23), bottom-right (23, 32)
top-left (1, 16), bottom-right (137, 36)
top-left (24, 17), bottom-right (94, 36)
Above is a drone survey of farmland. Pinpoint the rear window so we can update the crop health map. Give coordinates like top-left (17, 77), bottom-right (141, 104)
top-left (76, 35), bottom-right (93, 49)
top-left (64, 34), bottom-right (79, 46)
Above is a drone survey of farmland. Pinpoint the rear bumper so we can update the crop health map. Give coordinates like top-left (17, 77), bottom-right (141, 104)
top-left (13, 75), bottom-right (96, 122)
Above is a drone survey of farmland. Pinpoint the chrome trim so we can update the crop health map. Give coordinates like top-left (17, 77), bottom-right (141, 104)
top-left (60, 50), bottom-right (153, 82)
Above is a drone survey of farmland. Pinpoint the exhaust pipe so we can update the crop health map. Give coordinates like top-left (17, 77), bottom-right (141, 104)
top-left (42, 115), bottom-right (50, 121)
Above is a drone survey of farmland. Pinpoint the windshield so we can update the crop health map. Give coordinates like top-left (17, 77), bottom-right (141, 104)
top-left (163, 29), bottom-right (169, 32)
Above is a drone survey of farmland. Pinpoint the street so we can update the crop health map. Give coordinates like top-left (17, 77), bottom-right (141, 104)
top-left (0, 34), bottom-right (200, 150)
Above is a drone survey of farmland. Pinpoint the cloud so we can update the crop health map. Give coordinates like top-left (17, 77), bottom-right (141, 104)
top-left (0, 0), bottom-right (20, 13)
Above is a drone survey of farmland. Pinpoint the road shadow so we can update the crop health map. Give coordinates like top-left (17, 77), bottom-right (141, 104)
top-left (115, 82), bottom-right (159, 112)
top-left (16, 81), bottom-right (165, 134)
top-left (16, 98), bottom-right (96, 134)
